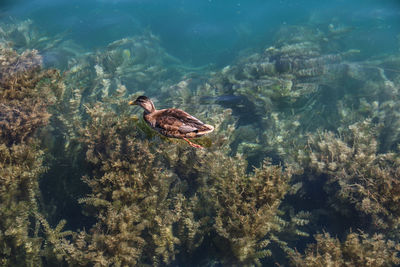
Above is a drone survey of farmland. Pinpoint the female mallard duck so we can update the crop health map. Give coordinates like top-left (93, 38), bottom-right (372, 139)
top-left (129, 96), bottom-right (214, 148)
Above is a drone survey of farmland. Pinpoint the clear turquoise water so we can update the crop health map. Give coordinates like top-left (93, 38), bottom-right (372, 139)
top-left (2, 0), bottom-right (400, 66)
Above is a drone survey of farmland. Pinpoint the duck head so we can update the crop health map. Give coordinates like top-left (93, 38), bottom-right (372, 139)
top-left (129, 95), bottom-right (156, 113)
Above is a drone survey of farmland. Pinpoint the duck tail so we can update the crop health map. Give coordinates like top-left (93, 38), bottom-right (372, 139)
top-left (198, 124), bottom-right (214, 135)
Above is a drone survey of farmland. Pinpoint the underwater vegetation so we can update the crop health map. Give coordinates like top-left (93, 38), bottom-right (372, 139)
top-left (1, 17), bottom-right (400, 266)
top-left (290, 232), bottom-right (400, 267)
top-left (298, 120), bottom-right (400, 238)
top-left (0, 43), bottom-right (64, 265)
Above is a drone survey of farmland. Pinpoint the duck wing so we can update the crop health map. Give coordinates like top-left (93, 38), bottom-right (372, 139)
top-left (153, 108), bottom-right (209, 134)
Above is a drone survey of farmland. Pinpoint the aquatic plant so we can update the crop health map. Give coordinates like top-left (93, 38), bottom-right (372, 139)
top-left (0, 19), bottom-right (80, 70)
top-left (210, 40), bottom-right (351, 113)
top-left (51, 84), bottom-right (239, 264)
top-left (51, 99), bottom-right (184, 266)
top-left (206, 158), bottom-right (292, 265)
top-left (63, 34), bottom-right (186, 106)
top-left (162, 145), bottom-right (308, 266)
top-left (198, 35), bottom-right (364, 169)
top-left (0, 45), bottom-right (64, 265)
top-left (0, 142), bottom-right (45, 266)
top-left (0, 19), bottom-right (50, 51)
top-left (298, 119), bottom-right (400, 236)
top-left (290, 232), bottom-right (400, 267)
top-left (338, 56), bottom-right (400, 152)
top-left (38, 78), bottom-right (306, 266)
top-left (0, 46), bottom-right (64, 144)
top-left (35, 213), bottom-right (73, 263)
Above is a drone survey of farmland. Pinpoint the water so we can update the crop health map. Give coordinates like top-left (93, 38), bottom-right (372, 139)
top-left (2, 0), bottom-right (400, 266)
top-left (3, 0), bottom-right (400, 66)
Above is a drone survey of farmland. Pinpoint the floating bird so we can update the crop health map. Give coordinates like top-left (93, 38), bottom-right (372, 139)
top-left (129, 96), bottom-right (214, 148)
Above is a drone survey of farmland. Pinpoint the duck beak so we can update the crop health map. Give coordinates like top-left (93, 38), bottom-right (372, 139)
top-left (129, 100), bottom-right (137, 105)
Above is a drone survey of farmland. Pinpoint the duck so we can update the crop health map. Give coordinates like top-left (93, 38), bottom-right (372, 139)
top-left (129, 96), bottom-right (214, 148)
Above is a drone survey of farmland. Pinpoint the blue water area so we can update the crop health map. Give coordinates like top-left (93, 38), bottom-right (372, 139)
top-left (1, 0), bottom-right (400, 66)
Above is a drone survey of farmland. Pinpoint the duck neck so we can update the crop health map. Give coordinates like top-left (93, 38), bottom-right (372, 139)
top-left (142, 100), bottom-right (156, 114)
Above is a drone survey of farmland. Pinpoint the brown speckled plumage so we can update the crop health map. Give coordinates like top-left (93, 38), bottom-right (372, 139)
top-left (129, 96), bottom-right (214, 148)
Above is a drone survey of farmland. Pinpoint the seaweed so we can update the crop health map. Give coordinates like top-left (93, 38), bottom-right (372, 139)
top-left (299, 119), bottom-right (400, 236)
top-left (38, 89), bottom-right (300, 266)
top-left (52, 100), bottom-right (183, 266)
top-left (207, 158), bottom-right (292, 265)
top-left (290, 232), bottom-right (400, 267)
top-left (0, 45), bottom-right (64, 266)
top-left (0, 142), bottom-right (45, 266)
